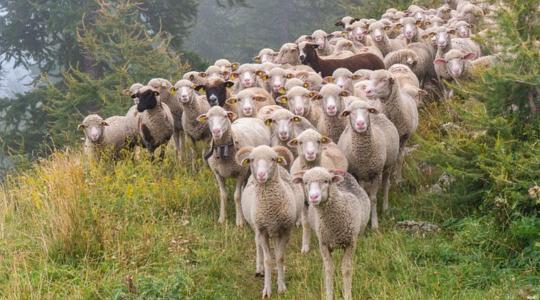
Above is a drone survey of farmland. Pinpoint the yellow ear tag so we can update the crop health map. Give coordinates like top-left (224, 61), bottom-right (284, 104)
top-left (170, 88), bottom-right (177, 96)
top-left (242, 159), bottom-right (250, 166)
top-left (293, 116), bottom-right (301, 123)
top-left (278, 87), bottom-right (287, 95)
top-left (279, 96), bottom-right (288, 104)
top-left (276, 157), bottom-right (284, 164)
top-left (198, 88), bottom-right (206, 95)
top-left (303, 83), bottom-right (309, 88)
top-left (230, 74), bottom-right (236, 80)
top-left (264, 119), bottom-right (273, 126)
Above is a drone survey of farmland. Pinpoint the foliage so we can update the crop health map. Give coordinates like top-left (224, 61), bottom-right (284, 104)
top-left (0, 0), bottom-right (198, 75)
top-left (339, 0), bottom-right (439, 19)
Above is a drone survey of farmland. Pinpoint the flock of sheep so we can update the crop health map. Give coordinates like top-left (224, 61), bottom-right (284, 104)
top-left (77, 0), bottom-right (501, 298)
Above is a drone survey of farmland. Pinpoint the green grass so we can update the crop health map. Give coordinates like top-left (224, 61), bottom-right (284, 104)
top-left (0, 103), bottom-right (537, 299)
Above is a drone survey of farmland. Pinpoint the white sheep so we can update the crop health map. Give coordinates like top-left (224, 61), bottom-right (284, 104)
top-left (293, 167), bottom-right (370, 300)
top-left (311, 84), bottom-right (350, 143)
top-left (277, 86), bottom-right (322, 126)
top-left (79, 114), bottom-right (137, 160)
top-left (338, 99), bottom-right (400, 229)
top-left (236, 145), bottom-right (304, 298)
top-left (225, 87), bottom-right (274, 118)
top-left (197, 106), bottom-right (271, 226)
top-left (367, 20), bottom-right (406, 56)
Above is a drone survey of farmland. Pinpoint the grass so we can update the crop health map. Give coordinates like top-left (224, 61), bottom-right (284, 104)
top-left (0, 102), bottom-right (538, 299)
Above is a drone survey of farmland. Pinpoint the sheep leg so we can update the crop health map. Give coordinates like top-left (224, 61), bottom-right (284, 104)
top-left (234, 176), bottom-right (246, 227)
top-left (301, 204), bottom-right (311, 253)
top-left (368, 177), bottom-right (382, 230)
top-left (275, 233), bottom-right (289, 293)
top-left (212, 170), bottom-right (227, 224)
top-left (255, 230), bottom-right (264, 276)
top-left (173, 129), bottom-right (184, 162)
top-left (320, 245), bottom-right (334, 300)
top-left (259, 232), bottom-right (273, 298)
top-left (382, 166), bottom-right (393, 212)
top-left (341, 245), bottom-right (355, 300)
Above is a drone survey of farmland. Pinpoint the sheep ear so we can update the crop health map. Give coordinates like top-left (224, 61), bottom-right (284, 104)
top-left (447, 28), bottom-right (456, 35)
top-left (235, 146), bottom-right (254, 166)
top-left (153, 91), bottom-right (160, 96)
top-left (335, 20), bottom-right (344, 27)
top-left (311, 94), bottom-right (323, 101)
top-left (194, 85), bottom-right (206, 94)
top-left (199, 72), bottom-right (207, 78)
top-left (463, 52), bottom-right (476, 60)
top-left (226, 111), bottom-right (237, 121)
top-left (122, 89), bottom-right (131, 96)
top-left (339, 90), bottom-right (350, 97)
top-left (395, 23), bottom-right (403, 29)
top-left (429, 32), bottom-right (436, 37)
top-left (341, 31), bottom-right (348, 36)
top-left (340, 109), bottom-right (351, 118)
top-left (303, 82), bottom-right (310, 89)
top-left (323, 76), bottom-right (334, 83)
top-left (345, 27), bottom-right (353, 32)
top-left (320, 136), bottom-right (331, 144)
top-left (388, 77), bottom-right (394, 85)
top-left (292, 173), bottom-right (304, 184)
top-left (286, 73), bottom-right (293, 79)
top-left (231, 63), bottom-right (239, 71)
top-left (424, 21), bottom-right (431, 26)
top-left (384, 25), bottom-right (391, 31)
top-left (225, 97), bottom-right (238, 105)
top-left (225, 81), bottom-right (235, 88)
top-left (277, 96), bottom-right (288, 104)
top-left (350, 74), bottom-right (361, 80)
top-left (197, 114), bottom-right (208, 124)
top-left (434, 58), bottom-right (446, 65)
top-left (253, 96), bottom-right (267, 102)
top-left (291, 116), bottom-right (302, 123)
top-left (278, 87), bottom-right (287, 95)
top-left (169, 87), bottom-right (177, 96)
top-left (229, 72), bottom-right (239, 80)
top-left (189, 74), bottom-right (196, 81)
top-left (78, 124), bottom-right (86, 130)
top-left (307, 91), bottom-right (317, 98)
top-left (253, 56), bottom-right (261, 63)
top-left (256, 70), bottom-right (267, 79)
top-left (327, 34), bottom-right (335, 39)
top-left (264, 118), bottom-right (273, 126)
top-left (100, 121), bottom-right (109, 126)
top-left (331, 174), bottom-right (344, 183)
top-left (287, 138), bottom-right (299, 147)
top-left (415, 19), bottom-right (423, 25)
top-left (272, 146), bottom-right (294, 166)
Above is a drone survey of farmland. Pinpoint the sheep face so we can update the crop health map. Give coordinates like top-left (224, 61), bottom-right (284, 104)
top-left (183, 71), bottom-right (208, 86)
top-left (365, 70), bottom-right (395, 100)
top-left (455, 22), bottom-right (472, 38)
top-left (226, 93), bottom-right (267, 117)
top-left (79, 115), bottom-right (107, 143)
top-left (399, 17), bottom-right (420, 41)
top-left (172, 81), bottom-right (196, 104)
top-left (288, 129), bottom-right (330, 162)
top-left (353, 80), bottom-right (370, 99)
top-left (136, 88), bottom-right (160, 113)
top-left (293, 167), bottom-right (343, 205)
top-left (315, 84), bottom-right (349, 117)
top-left (254, 49), bottom-right (277, 64)
top-left (268, 69), bottom-right (292, 94)
top-left (435, 51), bottom-right (476, 78)
top-left (435, 28), bottom-right (454, 49)
top-left (347, 24), bottom-right (368, 43)
top-left (196, 79), bottom-right (234, 107)
top-left (311, 30), bottom-right (329, 49)
top-left (123, 83), bottom-right (143, 105)
top-left (340, 100), bottom-right (380, 133)
top-left (197, 106), bottom-right (236, 140)
top-left (239, 146), bottom-right (287, 184)
top-left (368, 22), bottom-right (388, 43)
top-left (235, 69), bottom-right (257, 89)
top-left (279, 87), bottom-right (315, 117)
top-left (276, 43), bottom-right (300, 65)
top-left (298, 42), bottom-right (318, 64)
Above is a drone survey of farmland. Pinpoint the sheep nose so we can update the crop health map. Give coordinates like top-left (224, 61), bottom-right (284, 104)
top-left (299, 54), bottom-right (306, 61)
top-left (356, 121), bottom-right (366, 128)
top-left (212, 128), bottom-right (221, 135)
top-left (327, 104), bottom-right (336, 111)
top-left (309, 193), bottom-right (320, 202)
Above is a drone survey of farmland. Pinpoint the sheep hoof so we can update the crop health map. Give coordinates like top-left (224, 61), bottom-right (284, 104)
top-left (301, 245), bottom-right (310, 254)
top-left (278, 283), bottom-right (287, 293)
top-left (262, 287), bottom-right (271, 298)
top-left (236, 220), bottom-right (244, 227)
top-left (218, 217), bottom-right (226, 224)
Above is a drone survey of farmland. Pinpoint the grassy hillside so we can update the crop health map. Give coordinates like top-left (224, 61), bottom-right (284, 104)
top-left (0, 100), bottom-right (537, 299)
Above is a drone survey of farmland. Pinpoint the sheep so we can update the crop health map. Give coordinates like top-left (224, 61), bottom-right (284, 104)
top-left (324, 68), bottom-right (358, 92)
top-left (397, 17), bottom-right (424, 44)
top-left (215, 58), bottom-right (239, 77)
top-left (275, 43), bottom-right (301, 65)
top-left (194, 77), bottom-right (235, 108)
top-left (134, 86), bottom-right (175, 159)
top-left (293, 167), bottom-right (370, 300)
top-left (437, 4), bottom-right (454, 21)
top-left (434, 49), bottom-right (497, 80)
top-left (296, 71), bottom-right (324, 91)
top-left (384, 41), bottom-right (437, 85)
top-left (338, 99), bottom-right (400, 229)
top-left (452, 20), bottom-right (473, 38)
top-left (346, 21), bottom-right (374, 47)
top-left (388, 64), bottom-right (427, 105)
top-left (225, 87), bottom-right (274, 118)
top-left (311, 29), bottom-right (335, 56)
top-left (277, 86), bottom-right (322, 126)
top-left (298, 43), bottom-right (385, 77)
top-left (183, 71), bottom-right (208, 86)
top-left (123, 83), bottom-right (144, 137)
top-left (335, 16), bottom-right (359, 28)
top-left (279, 78), bottom-right (308, 96)
top-left (232, 63), bottom-right (265, 92)
top-left (236, 145), bottom-right (304, 297)
top-left (427, 16), bottom-right (445, 28)
top-left (79, 114), bottom-right (137, 160)
top-left (148, 78), bottom-right (185, 161)
top-left (457, 2), bottom-right (484, 28)
top-left (311, 84), bottom-right (350, 142)
top-left (172, 79), bottom-right (211, 143)
top-left (262, 67), bottom-right (294, 98)
top-left (264, 108), bottom-right (315, 152)
top-left (330, 39), bottom-right (356, 58)
top-left (256, 105), bottom-right (284, 121)
top-left (435, 27), bottom-right (482, 57)
top-left (205, 65), bottom-right (225, 79)
top-left (367, 21), bottom-right (406, 56)
top-left (288, 129), bottom-right (348, 175)
top-left (198, 106), bottom-right (271, 226)
top-left (253, 48), bottom-right (277, 64)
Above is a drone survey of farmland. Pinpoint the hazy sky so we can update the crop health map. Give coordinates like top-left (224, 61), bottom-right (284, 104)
top-left (0, 58), bottom-right (33, 98)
